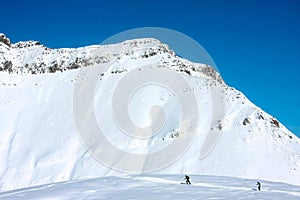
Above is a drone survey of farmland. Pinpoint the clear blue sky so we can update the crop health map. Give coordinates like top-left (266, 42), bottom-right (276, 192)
top-left (2, 0), bottom-right (300, 136)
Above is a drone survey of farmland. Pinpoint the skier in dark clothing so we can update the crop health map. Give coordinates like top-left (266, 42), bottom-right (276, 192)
top-left (184, 175), bottom-right (191, 184)
top-left (256, 182), bottom-right (261, 191)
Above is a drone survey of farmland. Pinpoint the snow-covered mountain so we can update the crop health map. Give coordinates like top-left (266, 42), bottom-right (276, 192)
top-left (0, 33), bottom-right (299, 192)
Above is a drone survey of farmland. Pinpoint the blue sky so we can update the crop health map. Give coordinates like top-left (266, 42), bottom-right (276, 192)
top-left (1, 0), bottom-right (300, 136)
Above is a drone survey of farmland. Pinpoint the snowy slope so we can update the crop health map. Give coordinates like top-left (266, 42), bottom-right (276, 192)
top-left (0, 33), bottom-right (299, 192)
top-left (0, 175), bottom-right (300, 200)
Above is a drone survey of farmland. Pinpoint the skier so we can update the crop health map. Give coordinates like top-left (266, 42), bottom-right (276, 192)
top-left (256, 182), bottom-right (261, 191)
top-left (184, 175), bottom-right (191, 185)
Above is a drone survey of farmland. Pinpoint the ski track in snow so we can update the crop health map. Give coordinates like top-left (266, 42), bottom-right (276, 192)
top-left (1, 175), bottom-right (299, 200)
top-left (133, 176), bottom-right (300, 197)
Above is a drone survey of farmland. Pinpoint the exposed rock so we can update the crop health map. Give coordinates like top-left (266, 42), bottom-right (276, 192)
top-left (0, 33), bottom-right (11, 47)
top-left (270, 118), bottom-right (280, 128)
top-left (1, 61), bottom-right (13, 73)
top-left (243, 117), bottom-right (251, 125)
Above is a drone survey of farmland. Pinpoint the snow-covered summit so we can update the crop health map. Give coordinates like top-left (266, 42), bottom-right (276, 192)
top-left (0, 34), bottom-right (299, 192)
top-left (0, 35), bottom-right (222, 83)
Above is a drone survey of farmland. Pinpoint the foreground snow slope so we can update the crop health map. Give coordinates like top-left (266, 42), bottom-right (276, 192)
top-left (0, 175), bottom-right (300, 200)
top-left (0, 34), bottom-right (299, 192)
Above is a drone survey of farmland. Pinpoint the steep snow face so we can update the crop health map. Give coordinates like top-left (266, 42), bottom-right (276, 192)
top-left (0, 34), bottom-right (299, 192)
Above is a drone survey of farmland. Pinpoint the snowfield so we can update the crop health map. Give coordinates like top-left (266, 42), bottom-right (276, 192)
top-left (0, 34), bottom-right (300, 195)
top-left (0, 175), bottom-right (300, 200)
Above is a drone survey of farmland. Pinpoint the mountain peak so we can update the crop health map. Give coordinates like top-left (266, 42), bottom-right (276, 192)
top-left (0, 35), bottom-right (223, 83)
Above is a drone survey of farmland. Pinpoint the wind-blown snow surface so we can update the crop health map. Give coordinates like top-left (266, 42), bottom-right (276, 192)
top-left (0, 34), bottom-right (300, 192)
top-left (0, 175), bottom-right (300, 200)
